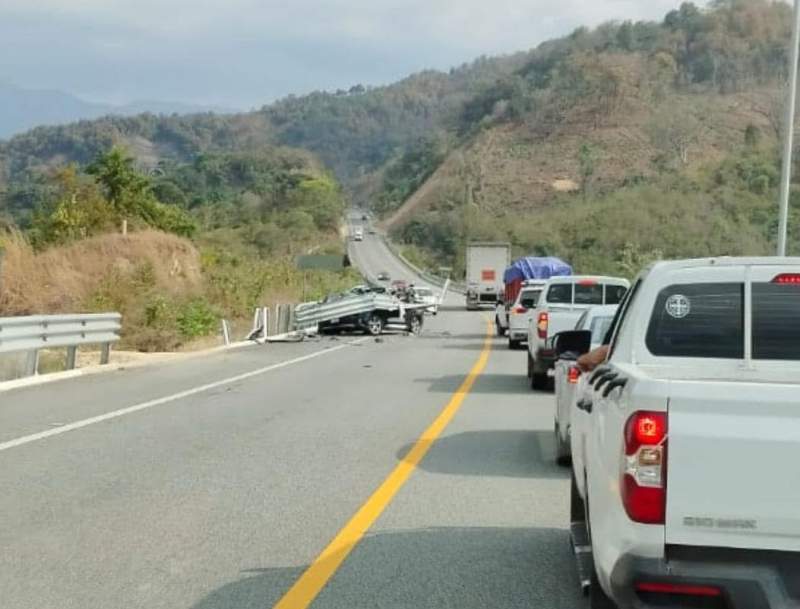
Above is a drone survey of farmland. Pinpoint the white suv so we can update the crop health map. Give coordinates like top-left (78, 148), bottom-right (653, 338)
top-left (567, 257), bottom-right (800, 609)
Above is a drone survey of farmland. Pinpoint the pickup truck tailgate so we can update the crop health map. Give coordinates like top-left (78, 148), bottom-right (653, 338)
top-left (666, 379), bottom-right (800, 552)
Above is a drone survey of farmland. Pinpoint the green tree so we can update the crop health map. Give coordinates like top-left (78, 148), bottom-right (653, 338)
top-left (30, 166), bottom-right (117, 247)
top-left (86, 147), bottom-right (150, 216)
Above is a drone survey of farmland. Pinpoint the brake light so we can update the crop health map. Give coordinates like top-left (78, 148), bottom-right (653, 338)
top-left (622, 411), bottom-right (667, 524)
top-left (773, 273), bottom-right (800, 284)
top-left (568, 366), bottom-right (581, 384)
top-left (636, 582), bottom-right (722, 597)
top-left (577, 279), bottom-right (597, 286)
top-left (514, 306), bottom-right (527, 314)
top-left (537, 312), bottom-right (548, 339)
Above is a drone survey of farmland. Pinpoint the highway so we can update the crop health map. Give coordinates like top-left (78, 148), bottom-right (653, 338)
top-left (0, 229), bottom-right (587, 609)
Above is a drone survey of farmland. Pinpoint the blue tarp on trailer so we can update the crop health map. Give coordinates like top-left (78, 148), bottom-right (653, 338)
top-left (503, 257), bottom-right (573, 283)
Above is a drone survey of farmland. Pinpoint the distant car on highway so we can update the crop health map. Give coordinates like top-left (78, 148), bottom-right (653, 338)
top-left (502, 280), bottom-right (546, 349)
top-left (352, 227), bottom-right (364, 241)
top-left (391, 279), bottom-right (408, 296)
top-left (412, 286), bottom-right (439, 315)
top-left (552, 304), bottom-right (617, 465)
top-left (377, 271), bottom-right (391, 282)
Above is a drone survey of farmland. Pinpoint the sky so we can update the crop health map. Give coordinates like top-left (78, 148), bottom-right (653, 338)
top-left (0, 0), bottom-right (684, 109)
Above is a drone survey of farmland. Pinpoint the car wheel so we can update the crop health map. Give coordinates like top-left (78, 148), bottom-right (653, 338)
top-left (555, 421), bottom-right (571, 466)
top-left (570, 469), bottom-right (585, 523)
top-left (495, 318), bottom-right (504, 337)
top-left (532, 371), bottom-right (548, 391)
top-left (508, 338), bottom-right (521, 350)
top-left (366, 314), bottom-right (384, 336)
top-left (590, 563), bottom-right (617, 608)
top-left (407, 314), bottom-right (422, 335)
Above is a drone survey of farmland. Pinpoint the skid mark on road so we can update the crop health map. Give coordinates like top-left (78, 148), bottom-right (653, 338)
top-left (272, 320), bottom-right (493, 609)
top-left (0, 341), bottom-right (367, 453)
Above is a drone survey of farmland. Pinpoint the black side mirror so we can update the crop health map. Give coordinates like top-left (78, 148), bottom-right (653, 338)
top-left (554, 330), bottom-right (592, 361)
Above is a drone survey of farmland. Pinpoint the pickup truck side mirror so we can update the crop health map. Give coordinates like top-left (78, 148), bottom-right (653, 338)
top-left (554, 330), bottom-right (592, 361)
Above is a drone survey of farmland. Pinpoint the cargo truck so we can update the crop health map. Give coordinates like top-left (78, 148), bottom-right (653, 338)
top-left (465, 242), bottom-right (511, 311)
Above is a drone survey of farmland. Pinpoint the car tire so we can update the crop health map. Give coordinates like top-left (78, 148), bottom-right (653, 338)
top-left (508, 338), bottom-right (521, 350)
top-left (495, 318), bottom-right (505, 337)
top-left (555, 422), bottom-right (571, 466)
top-left (590, 564), bottom-right (617, 609)
top-left (407, 314), bottom-right (423, 335)
top-left (532, 371), bottom-right (548, 391)
top-left (366, 314), bottom-right (384, 336)
top-left (570, 469), bottom-right (585, 523)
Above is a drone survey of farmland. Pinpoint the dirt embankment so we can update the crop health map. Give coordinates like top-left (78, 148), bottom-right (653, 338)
top-left (0, 230), bottom-right (202, 316)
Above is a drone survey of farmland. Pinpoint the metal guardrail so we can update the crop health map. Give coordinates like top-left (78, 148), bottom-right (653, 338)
top-left (295, 293), bottom-right (398, 329)
top-left (0, 313), bottom-right (122, 376)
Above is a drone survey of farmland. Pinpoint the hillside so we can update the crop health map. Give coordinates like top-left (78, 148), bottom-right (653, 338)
top-left (0, 52), bottom-right (532, 219)
top-left (382, 0), bottom-right (798, 276)
top-left (1, 0), bottom-right (797, 283)
top-left (0, 82), bottom-right (231, 139)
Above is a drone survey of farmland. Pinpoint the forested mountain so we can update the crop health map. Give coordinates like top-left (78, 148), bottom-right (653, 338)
top-left (1, 0), bottom-right (798, 279)
top-left (0, 82), bottom-right (230, 139)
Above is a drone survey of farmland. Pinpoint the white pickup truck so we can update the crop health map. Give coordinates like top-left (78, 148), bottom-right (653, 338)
top-left (566, 257), bottom-right (800, 609)
top-left (496, 280), bottom-right (546, 348)
top-left (527, 276), bottom-right (629, 390)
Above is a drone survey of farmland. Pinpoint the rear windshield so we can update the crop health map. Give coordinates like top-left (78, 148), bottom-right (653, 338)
top-left (547, 284), bottom-right (572, 304)
top-left (646, 283), bottom-right (743, 358)
top-left (519, 289), bottom-right (541, 308)
top-left (546, 282), bottom-right (627, 305)
top-left (752, 282), bottom-right (800, 360)
top-left (575, 283), bottom-right (603, 305)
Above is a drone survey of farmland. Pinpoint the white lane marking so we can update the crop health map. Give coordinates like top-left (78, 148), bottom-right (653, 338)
top-left (0, 340), bottom-right (367, 453)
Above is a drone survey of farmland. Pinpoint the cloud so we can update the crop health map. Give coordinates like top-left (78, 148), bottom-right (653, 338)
top-left (0, 0), bottom-right (684, 107)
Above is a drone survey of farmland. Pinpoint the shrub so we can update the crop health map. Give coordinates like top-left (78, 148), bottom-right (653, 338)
top-left (176, 299), bottom-right (218, 339)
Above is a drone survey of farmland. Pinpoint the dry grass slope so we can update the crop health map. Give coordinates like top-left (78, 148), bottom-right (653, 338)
top-left (0, 230), bottom-right (202, 316)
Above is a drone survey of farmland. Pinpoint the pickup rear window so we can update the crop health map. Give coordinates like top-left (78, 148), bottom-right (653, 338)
top-left (646, 283), bottom-right (744, 358)
top-left (575, 283), bottom-right (603, 304)
top-left (752, 282), bottom-right (800, 360)
top-left (546, 283), bottom-right (628, 305)
top-left (519, 289), bottom-right (541, 309)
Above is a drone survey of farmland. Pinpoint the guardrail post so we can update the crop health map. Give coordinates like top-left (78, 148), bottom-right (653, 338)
top-left (25, 350), bottom-right (39, 376)
top-left (100, 343), bottom-right (111, 365)
top-left (221, 320), bottom-right (231, 346)
top-left (66, 346), bottom-right (77, 370)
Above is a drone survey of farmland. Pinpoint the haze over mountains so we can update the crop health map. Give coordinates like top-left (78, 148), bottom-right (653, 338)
top-left (0, 83), bottom-right (236, 139)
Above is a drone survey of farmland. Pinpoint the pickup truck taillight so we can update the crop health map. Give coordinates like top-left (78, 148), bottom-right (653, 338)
top-left (536, 312), bottom-right (548, 339)
top-left (622, 411), bottom-right (667, 524)
top-left (513, 306), bottom-right (527, 314)
top-left (568, 366), bottom-right (580, 384)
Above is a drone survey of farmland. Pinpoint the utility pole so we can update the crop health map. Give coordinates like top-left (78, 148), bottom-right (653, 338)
top-left (777, 0), bottom-right (800, 256)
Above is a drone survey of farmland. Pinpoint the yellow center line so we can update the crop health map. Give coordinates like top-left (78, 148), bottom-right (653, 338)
top-left (272, 319), bottom-right (494, 609)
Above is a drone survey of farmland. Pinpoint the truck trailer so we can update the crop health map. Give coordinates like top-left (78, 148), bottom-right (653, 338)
top-left (464, 242), bottom-right (510, 311)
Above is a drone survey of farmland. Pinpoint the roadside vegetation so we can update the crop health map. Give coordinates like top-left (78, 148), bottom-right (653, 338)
top-left (0, 146), bottom-right (355, 351)
top-left (1, 0), bottom-right (798, 319)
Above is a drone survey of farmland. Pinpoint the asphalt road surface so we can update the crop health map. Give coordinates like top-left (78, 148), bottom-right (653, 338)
top-left (0, 229), bottom-right (587, 609)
